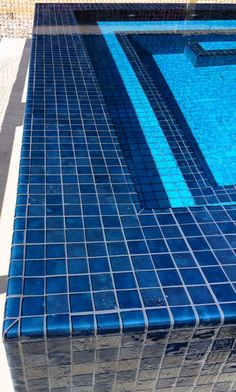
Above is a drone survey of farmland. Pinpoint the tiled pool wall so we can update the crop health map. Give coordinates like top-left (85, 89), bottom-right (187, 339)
top-left (5, 326), bottom-right (236, 392)
top-left (3, 3), bottom-right (236, 391)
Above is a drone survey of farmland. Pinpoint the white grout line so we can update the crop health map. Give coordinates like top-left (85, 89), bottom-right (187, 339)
top-left (0, 125), bottom-right (23, 392)
top-left (21, 65), bottom-right (29, 103)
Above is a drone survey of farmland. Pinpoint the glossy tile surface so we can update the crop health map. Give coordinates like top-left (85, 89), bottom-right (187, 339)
top-left (3, 3), bottom-right (236, 391)
top-left (3, 1), bottom-right (236, 340)
top-left (5, 325), bottom-right (236, 392)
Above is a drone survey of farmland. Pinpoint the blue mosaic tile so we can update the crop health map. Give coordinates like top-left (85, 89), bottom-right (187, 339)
top-left (3, 3), bottom-right (236, 391)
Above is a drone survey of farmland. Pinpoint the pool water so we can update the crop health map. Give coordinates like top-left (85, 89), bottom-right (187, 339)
top-left (201, 40), bottom-right (236, 50)
top-left (154, 39), bottom-right (236, 187)
top-left (91, 20), bottom-right (236, 209)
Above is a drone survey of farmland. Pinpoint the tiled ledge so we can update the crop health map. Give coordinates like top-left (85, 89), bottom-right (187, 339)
top-left (185, 41), bottom-right (236, 66)
top-left (2, 3), bottom-right (236, 392)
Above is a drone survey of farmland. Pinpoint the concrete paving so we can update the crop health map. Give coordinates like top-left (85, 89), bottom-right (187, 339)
top-left (0, 38), bottom-right (30, 392)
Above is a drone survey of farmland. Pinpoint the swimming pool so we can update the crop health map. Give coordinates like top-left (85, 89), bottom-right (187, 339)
top-left (3, 3), bottom-right (236, 392)
top-left (85, 19), bottom-right (236, 209)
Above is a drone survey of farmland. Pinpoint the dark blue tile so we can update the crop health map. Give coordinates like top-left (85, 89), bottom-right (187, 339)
top-left (25, 261), bottom-right (45, 276)
top-left (180, 224), bottom-right (202, 236)
top-left (110, 256), bottom-right (132, 271)
top-left (47, 277), bottom-right (67, 294)
top-left (69, 276), bottom-right (90, 292)
top-left (85, 229), bottom-right (104, 242)
top-left (89, 257), bottom-right (110, 273)
top-left (9, 261), bottom-right (23, 277)
top-left (47, 230), bottom-right (65, 243)
top-left (114, 272), bottom-right (136, 289)
top-left (188, 285), bottom-right (214, 304)
top-left (47, 314), bottom-right (70, 337)
top-left (164, 287), bottom-right (190, 306)
top-left (5, 298), bottom-right (20, 318)
top-left (158, 269), bottom-right (182, 286)
top-left (215, 249), bottom-right (236, 264)
top-left (121, 310), bottom-right (145, 332)
top-left (196, 305), bottom-right (221, 326)
top-left (167, 239), bottom-right (188, 252)
top-left (11, 245), bottom-right (24, 260)
top-left (152, 254), bottom-right (175, 269)
top-left (68, 259), bottom-right (88, 274)
top-left (96, 313), bottom-right (120, 334)
top-left (87, 242), bottom-right (107, 257)
top-left (200, 223), bottom-right (220, 235)
top-left (47, 295), bottom-right (68, 314)
top-left (13, 231), bottom-right (24, 244)
top-left (21, 316), bottom-right (44, 338)
top-left (135, 271), bottom-right (159, 287)
top-left (7, 278), bottom-right (22, 295)
top-left (47, 217), bottom-right (64, 229)
top-left (22, 297), bottom-right (44, 316)
top-left (171, 306), bottom-right (196, 327)
top-left (70, 293), bottom-right (93, 312)
top-left (211, 284), bottom-right (236, 302)
top-left (26, 245), bottom-right (45, 259)
top-left (221, 303), bottom-right (236, 324)
top-left (91, 274), bottom-right (113, 291)
top-left (102, 215), bottom-right (121, 228)
top-left (223, 265), bottom-right (236, 281)
top-left (124, 227), bottom-right (143, 240)
top-left (194, 250), bottom-right (218, 266)
top-left (47, 259), bottom-right (67, 275)
top-left (105, 228), bottom-right (124, 241)
top-left (180, 268), bottom-right (205, 285)
top-left (94, 291), bottom-right (117, 310)
top-left (141, 288), bottom-right (165, 307)
top-left (67, 243), bottom-right (86, 258)
top-left (147, 239), bottom-right (168, 253)
top-left (187, 237), bottom-right (210, 251)
top-left (117, 290), bottom-right (142, 309)
top-left (202, 267), bottom-right (228, 283)
top-left (146, 308), bottom-right (171, 329)
top-left (24, 278), bottom-right (44, 295)
top-left (107, 241), bottom-right (128, 256)
top-left (72, 315), bottom-right (94, 335)
top-left (207, 236), bottom-right (230, 250)
top-left (46, 244), bottom-right (65, 259)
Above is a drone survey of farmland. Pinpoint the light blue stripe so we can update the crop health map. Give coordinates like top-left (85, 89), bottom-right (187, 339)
top-left (99, 25), bottom-right (195, 208)
top-left (201, 41), bottom-right (236, 50)
top-left (99, 20), bottom-right (236, 33)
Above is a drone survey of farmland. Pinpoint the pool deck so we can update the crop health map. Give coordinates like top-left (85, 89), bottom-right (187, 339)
top-left (0, 37), bottom-right (30, 391)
